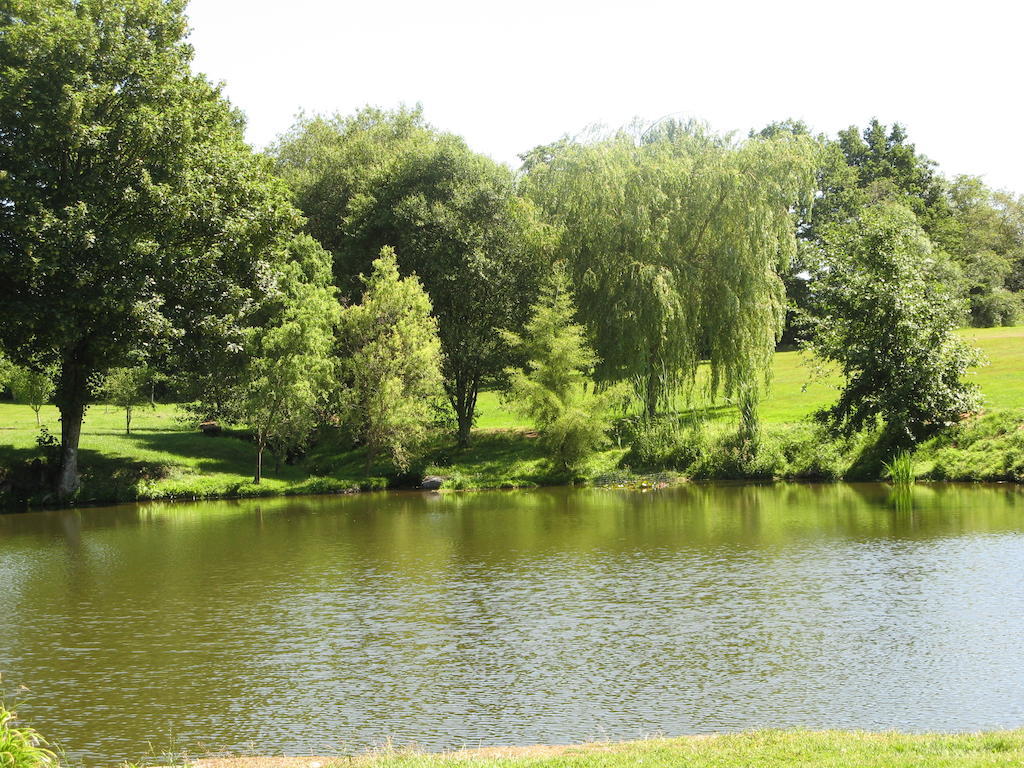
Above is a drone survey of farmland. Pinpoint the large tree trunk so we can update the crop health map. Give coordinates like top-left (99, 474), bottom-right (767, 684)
top-left (56, 395), bottom-right (85, 500)
top-left (55, 359), bottom-right (89, 500)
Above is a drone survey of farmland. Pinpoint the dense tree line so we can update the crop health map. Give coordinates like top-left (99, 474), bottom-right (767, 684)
top-left (1, 0), bottom-right (1015, 496)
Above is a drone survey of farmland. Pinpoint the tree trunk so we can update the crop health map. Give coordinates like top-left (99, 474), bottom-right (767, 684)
top-left (365, 443), bottom-right (375, 473)
top-left (644, 374), bottom-right (659, 419)
top-left (125, 407), bottom-right (132, 435)
top-left (254, 442), bottom-right (263, 484)
top-left (57, 397), bottom-right (85, 500)
top-left (450, 375), bottom-right (479, 448)
top-left (55, 360), bottom-right (89, 500)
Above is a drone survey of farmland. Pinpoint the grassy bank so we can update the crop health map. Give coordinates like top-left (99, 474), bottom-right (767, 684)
top-left (175, 731), bottom-right (1024, 768)
top-left (1, 327), bottom-right (1021, 507)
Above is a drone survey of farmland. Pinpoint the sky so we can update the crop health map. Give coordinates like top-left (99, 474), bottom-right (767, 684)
top-left (187, 0), bottom-right (1024, 192)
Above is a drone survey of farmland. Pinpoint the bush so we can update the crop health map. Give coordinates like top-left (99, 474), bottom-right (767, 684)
top-left (771, 424), bottom-right (850, 480)
top-left (970, 288), bottom-right (1021, 328)
top-left (919, 409), bottom-right (1024, 482)
top-left (623, 420), bottom-right (858, 481)
top-left (689, 430), bottom-right (783, 480)
top-left (624, 416), bottom-right (708, 471)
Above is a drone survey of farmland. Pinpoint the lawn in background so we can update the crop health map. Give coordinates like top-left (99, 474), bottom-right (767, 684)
top-left (0, 326), bottom-right (1020, 501)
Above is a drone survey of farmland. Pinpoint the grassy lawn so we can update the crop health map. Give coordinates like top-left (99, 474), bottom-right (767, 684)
top-left (0, 326), bottom-right (1020, 504)
top-left (186, 731), bottom-right (1024, 768)
top-left (483, 326), bottom-right (1024, 427)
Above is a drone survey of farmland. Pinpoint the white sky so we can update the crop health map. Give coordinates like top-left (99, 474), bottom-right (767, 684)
top-left (187, 0), bottom-right (1024, 193)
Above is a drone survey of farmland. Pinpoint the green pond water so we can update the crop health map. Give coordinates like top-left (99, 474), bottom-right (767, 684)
top-left (2, 483), bottom-right (1024, 764)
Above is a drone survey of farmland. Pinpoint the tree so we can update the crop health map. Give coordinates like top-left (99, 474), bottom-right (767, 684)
top-left (0, 352), bottom-right (13, 389)
top-left (835, 119), bottom-right (951, 239)
top-left (0, 0), bottom-right (303, 497)
top-left (338, 247), bottom-right (443, 472)
top-left (272, 107), bottom-right (547, 446)
top-left (940, 175), bottom-right (1023, 326)
top-left (225, 236), bottom-right (339, 484)
top-left (755, 119), bottom-right (963, 344)
top-left (503, 265), bottom-right (627, 473)
top-left (805, 202), bottom-right (982, 446)
top-left (97, 365), bottom-right (152, 435)
top-left (7, 366), bottom-right (55, 427)
top-left (752, 120), bottom-right (862, 345)
top-left (522, 120), bottom-right (817, 428)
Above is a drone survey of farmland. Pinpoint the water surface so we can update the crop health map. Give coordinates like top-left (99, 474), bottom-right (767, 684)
top-left (2, 484), bottom-right (1023, 763)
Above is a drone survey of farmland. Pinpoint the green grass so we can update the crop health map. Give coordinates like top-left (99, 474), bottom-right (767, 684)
top-left (0, 706), bottom-right (56, 768)
top-left (883, 451), bottom-right (916, 485)
top-left (473, 326), bottom-right (1023, 428)
top-left (704, 325), bottom-right (1024, 422)
top-left (215, 730), bottom-right (1024, 768)
top-left (0, 326), bottom-right (1021, 506)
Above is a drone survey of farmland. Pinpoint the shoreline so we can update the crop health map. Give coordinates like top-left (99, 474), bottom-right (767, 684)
top-left (150, 730), bottom-right (1024, 768)
top-left (3, 474), bottom-right (1023, 515)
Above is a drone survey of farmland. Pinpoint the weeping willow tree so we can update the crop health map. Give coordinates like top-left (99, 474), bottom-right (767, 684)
top-left (522, 120), bottom-right (818, 429)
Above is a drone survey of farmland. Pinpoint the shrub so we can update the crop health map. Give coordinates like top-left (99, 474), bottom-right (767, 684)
top-left (971, 288), bottom-right (1021, 328)
top-left (690, 430), bottom-right (783, 480)
top-left (624, 416), bottom-right (708, 471)
top-left (771, 424), bottom-right (850, 480)
top-left (918, 409), bottom-right (1024, 482)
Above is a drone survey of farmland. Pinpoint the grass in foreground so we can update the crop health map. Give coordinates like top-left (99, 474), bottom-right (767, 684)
top-left (177, 731), bottom-right (1024, 768)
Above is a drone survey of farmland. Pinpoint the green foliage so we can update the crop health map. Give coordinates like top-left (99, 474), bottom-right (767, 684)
top-left (0, 705), bottom-right (56, 768)
top-left (835, 119), bottom-right (951, 237)
top-left (806, 202), bottom-right (983, 446)
top-left (225, 236), bottom-right (340, 484)
top-left (623, 416), bottom-right (709, 471)
top-left (522, 120), bottom-right (818, 423)
top-left (97, 366), bottom-right (153, 435)
top-left (938, 176), bottom-right (1024, 326)
top-left (338, 247), bottom-right (444, 472)
top-left (0, 0), bottom-right (304, 496)
top-left (0, 354), bottom-right (13, 395)
top-left (922, 410), bottom-right (1024, 482)
top-left (272, 106), bottom-right (549, 444)
top-left (503, 266), bottom-right (627, 473)
top-left (5, 367), bottom-right (54, 427)
top-left (884, 451), bottom-right (916, 485)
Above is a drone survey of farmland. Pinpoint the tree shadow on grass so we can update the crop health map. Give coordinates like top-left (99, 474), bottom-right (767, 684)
top-left (423, 429), bottom-right (552, 486)
top-left (124, 429), bottom-right (261, 476)
top-left (0, 442), bottom-right (175, 509)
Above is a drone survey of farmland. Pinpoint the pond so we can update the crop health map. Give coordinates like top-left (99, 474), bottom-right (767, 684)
top-left (2, 483), bottom-right (1024, 764)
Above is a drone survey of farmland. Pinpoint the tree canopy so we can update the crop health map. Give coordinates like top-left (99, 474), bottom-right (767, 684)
top-left (521, 121), bottom-right (818, 424)
top-left (806, 202), bottom-right (981, 446)
top-left (272, 106), bottom-right (548, 445)
top-left (503, 264), bottom-right (626, 473)
top-left (0, 0), bottom-right (304, 495)
top-left (338, 247), bottom-right (444, 472)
